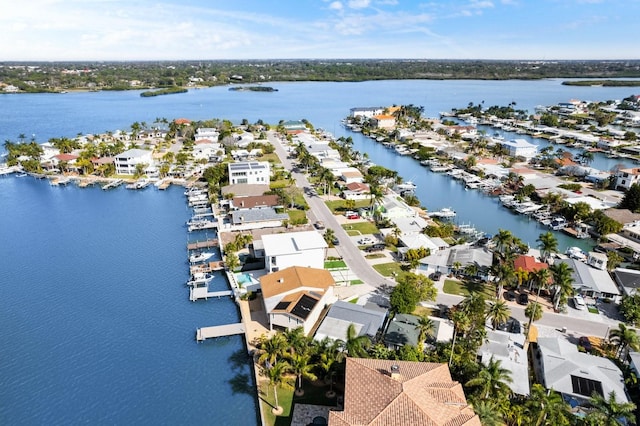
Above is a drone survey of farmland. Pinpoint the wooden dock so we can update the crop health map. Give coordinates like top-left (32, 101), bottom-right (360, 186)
top-left (158, 180), bottom-right (171, 190)
top-left (196, 323), bottom-right (245, 342)
top-left (187, 239), bottom-right (218, 250)
top-left (190, 261), bottom-right (224, 275)
top-left (190, 287), bottom-right (233, 301)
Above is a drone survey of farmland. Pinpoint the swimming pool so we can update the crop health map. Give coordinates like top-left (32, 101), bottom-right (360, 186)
top-left (236, 272), bottom-right (260, 286)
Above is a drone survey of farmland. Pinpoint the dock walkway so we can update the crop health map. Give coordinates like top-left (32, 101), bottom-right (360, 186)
top-left (187, 239), bottom-right (218, 250)
top-left (190, 261), bottom-right (224, 275)
top-left (190, 287), bottom-right (233, 301)
top-left (196, 323), bottom-right (245, 342)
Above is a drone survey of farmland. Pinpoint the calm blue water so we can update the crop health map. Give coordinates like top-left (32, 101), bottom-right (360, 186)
top-left (1, 79), bottom-right (638, 422)
top-left (0, 179), bottom-right (258, 425)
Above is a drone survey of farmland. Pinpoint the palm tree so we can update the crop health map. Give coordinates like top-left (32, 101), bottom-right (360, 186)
top-left (341, 323), bottom-right (371, 358)
top-left (585, 391), bottom-right (636, 426)
top-left (323, 228), bottom-right (336, 246)
top-left (493, 229), bottom-right (514, 261)
top-left (265, 360), bottom-right (291, 415)
top-left (472, 400), bottom-right (505, 426)
top-left (609, 323), bottom-right (640, 362)
top-left (550, 262), bottom-right (574, 311)
top-left (415, 316), bottom-right (435, 350)
top-left (282, 327), bottom-right (309, 356)
top-left (525, 384), bottom-right (572, 426)
top-left (486, 299), bottom-right (511, 330)
top-left (288, 352), bottom-right (317, 396)
top-left (256, 333), bottom-right (287, 368)
top-left (536, 232), bottom-right (558, 263)
top-left (465, 357), bottom-right (512, 399)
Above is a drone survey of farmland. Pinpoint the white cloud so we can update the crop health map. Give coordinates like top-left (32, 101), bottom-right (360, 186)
top-left (348, 0), bottom-right (371, 9)
top-left (329, 1), bottom-right (343, 10)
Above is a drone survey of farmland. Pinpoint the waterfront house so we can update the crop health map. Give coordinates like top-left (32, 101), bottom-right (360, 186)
top-left (371, 114), bottom-right (396, 130)
top-left (478, 330), bottom-right (530, 396)
top-left (614, 168), bottom-right (640, 191)
top-left (349, 107), bottom-right (384, 119)
top-left (340, 182), bottom-right (370, 200)
top-left (313, 300), bottom-right (387, 342)
top-left (375, 194), bottom-right (416, 220)
top-left (221, 183), bottom-right (270, 198)
top-left (113, 148), bottom-right (153, 175)
top-left (227, 161), bottom-right (270, 185)
top-left (328, 358), bottom-right (480, 426)
top-left (339, 168), bottom-right (364, 184)
top-left (558, 258), bottom-right (621, 303)
top-left (534, 337), bottom-right (629, 408)
top-left (498, 139), bottom-right (538, 159)
top-left (418, 246), bottom-right (492, 280)
top-left (612, 267), bottom-right (640, 296)
top-left (513, 255), bottom-right (549, 280)
top-left (227, 208), bottom-right (289, 231)
top-left (229, 194), bottom-right (281, 210)
top-left (259, 266), bottom-right (336, 335)
top-left (262, 230), bottom-right (328, 273)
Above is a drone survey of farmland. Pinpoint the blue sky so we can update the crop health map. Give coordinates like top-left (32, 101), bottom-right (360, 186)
top-left (1, 0), bottom-right (638, 61)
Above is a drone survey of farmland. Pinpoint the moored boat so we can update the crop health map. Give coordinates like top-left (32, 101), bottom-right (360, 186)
top-left (189, 251), bottom-right (215, 263)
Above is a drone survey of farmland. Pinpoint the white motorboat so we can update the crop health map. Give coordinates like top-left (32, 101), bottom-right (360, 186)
top-left (566, 246), bottom-right (587, 261)
top-left (189, 251), bottom-right (215, 263)
top-left (429, 208), bottom-right (457, 219)
top-left (186, 272), bottom-right (214, 286)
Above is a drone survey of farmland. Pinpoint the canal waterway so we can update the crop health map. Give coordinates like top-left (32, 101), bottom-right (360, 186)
top-left (1, 79), bottom-right (639, 422)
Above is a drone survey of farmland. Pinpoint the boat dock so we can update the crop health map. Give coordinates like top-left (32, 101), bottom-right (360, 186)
top-left (157, 180), bottom-right (171, 190)
top-left (187, 239), bottom-right (218, 250)
top-left (188, 220), bottom-right (218, 232)
top-left (196, 323), bottom-right (245, 342)
top-left (102, 179), bottom-right (124, 190)
top-left (190, 287), bottom-right (233, 301)
top-left (190, 261), bottom-right (224, 275)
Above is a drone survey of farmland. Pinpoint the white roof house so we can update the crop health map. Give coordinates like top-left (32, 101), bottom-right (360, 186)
top-left (478, 330), bottom-right (529, 396)
top-left (227, 161), bottom-right (270, 185)
top-left (535, 337), bottom-right (629, 406)
top-left (375, 195), bottom-right (416, 220)
top-left (498, 139), bottom-right (538, 159)
top-left (262, 230), bottom-right (328, 273)
top-left (113, 148), bottom-right (154, 175)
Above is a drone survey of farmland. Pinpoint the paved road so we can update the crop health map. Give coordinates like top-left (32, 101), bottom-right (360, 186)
top-left (267, 131), bottom-right (395, 288)
top-left (267, 130), bottom-right (622, 337)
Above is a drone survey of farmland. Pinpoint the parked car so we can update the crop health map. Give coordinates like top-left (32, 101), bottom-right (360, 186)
top-left (573, 294), bottom-right (587, 310)
top-left (365, 243), bottom-right (386, 253)
top-left (517, 293), bottom-right (529, 305)
top-left (503, 291), bottom-right (516, 302)
top-left (578, 336), bottom-right (593, 353)
top-left (509, 319), bottom-right (522, 334)
top-left (357, 237), bottom-right (375, 245)
top-left (345, 211), bottom-right (359, 219)
top-left (331, 237), bottom-right (339, 246)
top-left (314, 221), bottom-right (325, 230)
top-left (429, 271), bottom-right (443, 281)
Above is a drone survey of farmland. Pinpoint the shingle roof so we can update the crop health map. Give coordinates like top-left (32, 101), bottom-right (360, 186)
top-left (260, 266), bottom-right (335, 299)
top-left (328, 358), bottom-right (480, 426)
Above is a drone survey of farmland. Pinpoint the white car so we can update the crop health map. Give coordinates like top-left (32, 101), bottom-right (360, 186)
top-left (357, 237), bottom-right (375, 245)
top-left (573, 294), bottom-right (587, 310)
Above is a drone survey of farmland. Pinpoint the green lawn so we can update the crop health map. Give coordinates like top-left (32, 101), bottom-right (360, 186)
top-left (260, 380), bottom-right (295, 426)
top-left (443, 278), bottom-right (495, 298)
top-left (287, 209), bottom-right (308, 224)
top-left (324, 260), bottom-right (347, 269)
top-left (373, 262), bottom-right (403, 277)
top-left (324, 199), bottom-right (371, 214)
top-left (341, 221), bottom-right (379, 235)
top-left (260, 153), bottom-right (281, 164)
top-left (364, 253), bottom-right (386, 259)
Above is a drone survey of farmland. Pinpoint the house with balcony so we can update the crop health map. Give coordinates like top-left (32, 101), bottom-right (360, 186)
top-left (498, 139), bottom-right (538, 159)
top-left (614, 168), bottom-right (640, 191)
top-left (371, 114), bottom-right (396, 130)
top-left (259, 266), bottom-right (336, 335)
top-left (113, 149), bottom-right (154, 175)
top-left (227, 161), bottom-right (270, 185)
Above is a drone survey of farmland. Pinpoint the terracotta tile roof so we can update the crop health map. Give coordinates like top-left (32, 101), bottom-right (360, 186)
top-left (513, 255), bottom-right (548, 273)
top-left (329, 358), bottom-right (480, 426)
top-left (54, 153), bottom-right (79, 161)
top-left (345, 182), bottom-right (369, 192)
top-left (260, 266), bottom-right (335, 299)
top-left (272, 290), bottom-right (321, 320)
top-left (174, 118), bottom-right (191, 125)
top-left (373, 114), bottom-right (395, 120)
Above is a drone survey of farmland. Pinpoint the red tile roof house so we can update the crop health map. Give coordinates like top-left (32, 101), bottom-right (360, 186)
top-left (328, 358), bottom-right (480, 426)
